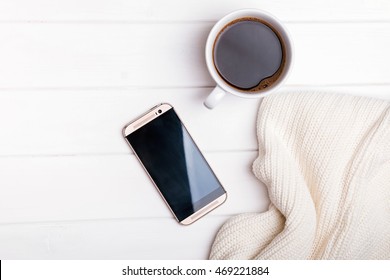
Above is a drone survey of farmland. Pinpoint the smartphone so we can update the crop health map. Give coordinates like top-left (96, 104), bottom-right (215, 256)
top-left (123, 103), bottom-right (227, 225)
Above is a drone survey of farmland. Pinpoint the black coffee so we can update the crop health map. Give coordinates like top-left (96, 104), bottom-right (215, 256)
top-left (213, 17), bottom-right (285, 92)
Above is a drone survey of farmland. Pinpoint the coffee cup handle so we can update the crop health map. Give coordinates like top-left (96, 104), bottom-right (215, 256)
top-left (204, 86), bottom-right (226, 109)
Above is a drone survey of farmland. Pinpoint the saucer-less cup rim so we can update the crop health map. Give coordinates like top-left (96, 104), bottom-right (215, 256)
top-left (204, 9), bottom-right (293, 109)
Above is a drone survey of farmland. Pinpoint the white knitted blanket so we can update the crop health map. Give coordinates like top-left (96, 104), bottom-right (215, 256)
top-left (210, 92), bottom-right (390, 259)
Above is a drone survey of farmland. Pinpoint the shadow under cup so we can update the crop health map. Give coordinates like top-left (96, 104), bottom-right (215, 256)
top-left (212, 16), bottom-right (287, 93)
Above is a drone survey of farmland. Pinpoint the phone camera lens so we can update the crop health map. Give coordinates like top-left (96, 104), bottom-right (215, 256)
top-left (158, 110), bottom-right (162, 114)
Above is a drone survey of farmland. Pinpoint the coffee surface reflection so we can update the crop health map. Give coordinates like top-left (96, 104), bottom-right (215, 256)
top-left (213, 17), bottom-right (285, 92)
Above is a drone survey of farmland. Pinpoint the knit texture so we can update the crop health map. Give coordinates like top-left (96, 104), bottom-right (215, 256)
top-left (210, 91), bottom-right (390, 259)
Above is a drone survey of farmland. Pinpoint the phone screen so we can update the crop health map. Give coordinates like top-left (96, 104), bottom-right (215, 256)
top-left (126, 108), bottom-right (225, 222)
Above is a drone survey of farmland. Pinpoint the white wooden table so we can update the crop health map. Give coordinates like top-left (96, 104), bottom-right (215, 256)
top-left (0, 0), bottom-right (389, 259)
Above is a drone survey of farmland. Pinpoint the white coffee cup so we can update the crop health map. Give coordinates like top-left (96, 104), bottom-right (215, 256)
top-left (204, 9), bottom-right (293, 109)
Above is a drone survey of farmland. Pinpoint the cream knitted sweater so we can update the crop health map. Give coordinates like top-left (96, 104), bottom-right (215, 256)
top-left (210, 92), bottom-right (390, 259)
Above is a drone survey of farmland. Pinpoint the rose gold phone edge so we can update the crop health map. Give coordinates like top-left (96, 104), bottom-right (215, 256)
top-left (122, 103), bottom-right (227, 225)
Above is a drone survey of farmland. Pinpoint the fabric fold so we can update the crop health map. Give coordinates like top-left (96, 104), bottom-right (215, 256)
top-left (210, 91), bottom-right (390, 259)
